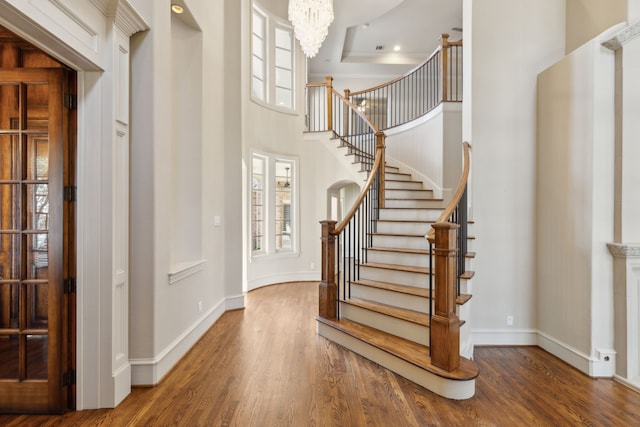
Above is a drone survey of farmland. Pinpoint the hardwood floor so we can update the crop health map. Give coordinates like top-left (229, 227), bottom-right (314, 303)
top-left (1, 281), bottom-right (639, 426)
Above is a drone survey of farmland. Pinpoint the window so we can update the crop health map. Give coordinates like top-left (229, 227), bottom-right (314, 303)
top-left (251, 2), bottom-right (295, 110)
top-left (251, 8), bottom-right (266, 101)
top-left (251, 155), bottom-right (266, 253)
top-left (251, 153), bottom-right (296, 255)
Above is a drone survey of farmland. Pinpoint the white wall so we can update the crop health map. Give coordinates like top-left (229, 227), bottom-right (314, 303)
top-left (537, 30), bottom-right (616, 376)
top-left (385, 103), bottom-right (462, 200)
top-left (129, 0), bottom-right (243, 387)
top-left (566, 0), bottom-right (626, 53)
top-left (464, 0), bottom-right (566, 345)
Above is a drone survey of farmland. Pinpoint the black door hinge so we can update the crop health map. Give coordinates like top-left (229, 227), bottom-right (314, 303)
top-left (64, 278), bottom-right (76, 294)
top-left (63, 370), bottom-right (76, 386)
top-left (64, 186), bottom-right (77, 202)
top-left (63, 93), bottom-right (77, 110)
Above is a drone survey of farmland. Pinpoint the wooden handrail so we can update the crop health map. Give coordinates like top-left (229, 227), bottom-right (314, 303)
top-left (426, 141), bottom-right (471, 240)
top-left (330, 88), bottom-right (380, 133)
top-left (349, 33), bottom-right (460, 97)
top-left (334, 143), bottom-right (384, 235)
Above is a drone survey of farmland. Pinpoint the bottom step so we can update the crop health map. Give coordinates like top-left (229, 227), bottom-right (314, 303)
top-left (316, 317), bottom-right (478, 400)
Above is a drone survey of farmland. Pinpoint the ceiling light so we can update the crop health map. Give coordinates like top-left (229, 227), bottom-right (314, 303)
top-left (288, 0), bottom-right (334, 58)
top-left (171, 4), bottom-right (184, 14)
top-left (393, 45), bottom-right (401, 52)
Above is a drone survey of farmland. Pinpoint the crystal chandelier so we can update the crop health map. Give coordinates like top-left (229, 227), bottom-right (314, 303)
top-left (288, 0), bottom-right (334, 58)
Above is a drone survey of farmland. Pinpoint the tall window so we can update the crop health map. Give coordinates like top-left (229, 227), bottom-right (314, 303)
top-left (275, 160), bottom-right (293, 251)
top-left (251, 155), bottom-right (266, 253)
top-left (251, 8), bottom-right (266, 101)
top-left (251, 2), bottom-right (295, 110)
top-left (251, 153), bottom-right (296, 255)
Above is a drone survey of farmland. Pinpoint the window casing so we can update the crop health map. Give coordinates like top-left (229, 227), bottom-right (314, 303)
top-left (251, 2), bottom-right (295, 110)
top-left (251, 152), bottom-right (297, 256)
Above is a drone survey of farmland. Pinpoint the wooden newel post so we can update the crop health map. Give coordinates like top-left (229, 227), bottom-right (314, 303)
top-left (326, 76), bottom-right (334, 132)
top-left (440, 34), bottom-right (450, 102)
top-left (343, 88), bottom-right (351, 135)
top-left (376, 131), bottom-right (385, 209)
top-left (430, 221), bottom-right (460, 371)
top-left (319, 220), bottom-right (338, 319)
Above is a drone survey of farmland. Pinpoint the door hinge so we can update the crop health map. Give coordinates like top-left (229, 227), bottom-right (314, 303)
top-left (63, 370), bottom-right (76, 386)
top-left (64, 278), bottom-right (76, 294)
top-left (63, 93), bottom-right (77, 110)
top-left (64, 186), bottom-right (77, 202)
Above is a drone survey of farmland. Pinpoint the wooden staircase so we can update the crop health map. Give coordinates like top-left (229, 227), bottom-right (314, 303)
top-left (316, 160), bottom-right (478, 400)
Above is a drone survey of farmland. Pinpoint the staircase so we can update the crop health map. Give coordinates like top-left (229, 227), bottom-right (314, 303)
top-left (316, 148), bottom-right (478, 399)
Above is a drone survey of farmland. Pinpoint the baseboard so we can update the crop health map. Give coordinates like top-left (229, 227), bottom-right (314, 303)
top-left (246, 271), bottom-right (320, 291)
top-left (473, 329), bottom-right (616, 378)
top-left (614, 374), bottom-right (640, 393)
top-left (472, 328), bottom-right (538, 346)
top-left (130, 294), bottom-right (242, 386)
top-left (113, 362), bottom-right (131, 407)
top-left (537, 331), bottom-right (615, 377)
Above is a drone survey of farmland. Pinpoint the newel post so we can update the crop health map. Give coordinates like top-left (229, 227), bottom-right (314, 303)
top-left (344, 88), bottom-right (351, 135)
top-left (440, 34), bottom-right (450, 102)
top-left (326, 76), bottom-right (334, 132)
top-left (429, 222), bottom-right (460, 371)
top-left (319, 220), bottom-right (338, 319)
top-left (376, 131), bottom-right (385, 209)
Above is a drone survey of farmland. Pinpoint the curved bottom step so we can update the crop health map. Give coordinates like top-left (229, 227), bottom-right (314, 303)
top-left (316, 317), bottom-right (478, 400)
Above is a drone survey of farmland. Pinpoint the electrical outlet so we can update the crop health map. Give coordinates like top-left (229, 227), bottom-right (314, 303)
top-left (506, 315), bottom-right (514, 327)
top-left (197, 301), bottom-right (203, 313)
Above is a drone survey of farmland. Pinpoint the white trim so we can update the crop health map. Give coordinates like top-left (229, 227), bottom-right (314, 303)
top-left (130, 295), bottom-right (245, 386)
top-left (602, 21), bottom-right (640, 50)
top-left (112, 362), bottom-right (131, 407)
top-left (472, 328), bottom-right (538, 346)
top-left (246, 272), bottom-right (320, 291)
top-left (614, 374), bottom-right (640, 393)
top-left (168, 259), bottom-right (207, 285)
top-left (473, 329), bottom-right (616, 377)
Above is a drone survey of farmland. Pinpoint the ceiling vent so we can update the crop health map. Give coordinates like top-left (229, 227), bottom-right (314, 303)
top-left (375, 45), bottom-right (384, 51)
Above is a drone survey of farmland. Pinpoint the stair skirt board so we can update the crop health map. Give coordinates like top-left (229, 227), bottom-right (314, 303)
top-left (317, 321), bottom-right (476, 400)
top-left (340, 302), bottom-right (429, 345)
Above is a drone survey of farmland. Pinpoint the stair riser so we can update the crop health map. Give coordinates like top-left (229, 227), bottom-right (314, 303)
top-left (340, 302), bottom-right (429, 346)
top-left (351, 283), bottom-right (430, 314)
top-left (365, 251), bottom-right (428, 268)
top-left (386, 189), bottom-right (434, 200)
top-left (376, 221), bottom-right (431, 235)
top-left (385, 172), bottom-right (411, 182)
top-left (372, 234), bottom-right (428, 250)
top-left (360, 266), bottom-right (429, 287)
top-left (316, 322), bottom-right (476, 400)
top-left (379, 208), bottom-right (442, 221)
top-left (385, 181), bottom-right (424, 190)
top-left (385, 199), bottom-right (443, 209)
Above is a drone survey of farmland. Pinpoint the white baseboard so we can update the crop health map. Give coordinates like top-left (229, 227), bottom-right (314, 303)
top-left (246, 271), bottom-right (320, 291)
top-left (473, 329), bottom-right (616, 378)
top-left (113, 362), bottom-right (131, 407)
top-left (614, 374), bottom-right (640, 393)
top-left (130, 294), bottom-right (243, 386)
top-left (472, 328), bottom-right (538, 346)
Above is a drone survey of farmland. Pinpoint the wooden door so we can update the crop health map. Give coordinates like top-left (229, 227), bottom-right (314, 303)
top-left (0, 67), bottom-right (74, 414)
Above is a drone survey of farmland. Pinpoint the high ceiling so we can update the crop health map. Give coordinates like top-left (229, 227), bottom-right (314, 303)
top-left (308, 0), bottom-right (462, 79)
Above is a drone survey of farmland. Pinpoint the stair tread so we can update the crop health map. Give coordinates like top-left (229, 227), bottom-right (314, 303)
top-left (385, 179), bottom-right (424, 184)
top-left (363, 262), bottom-right (430, 275)
top-left (342, 297), bottom-right (430, 326)
top-left (460, 271), bottom-right (475, 279)
top-left (353, 279), bottom-right (472, 306)
top-left (317, 317), bottom-right (479, 381)
top-left (380, 206), bottom-right (445, 209)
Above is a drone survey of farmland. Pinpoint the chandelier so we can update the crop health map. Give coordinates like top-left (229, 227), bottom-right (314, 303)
top-left (288, 0), bottom-right (334, 58)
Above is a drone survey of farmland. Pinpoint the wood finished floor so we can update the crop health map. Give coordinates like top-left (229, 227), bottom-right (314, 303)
top-left (1, 281), bottom-right (639, 426)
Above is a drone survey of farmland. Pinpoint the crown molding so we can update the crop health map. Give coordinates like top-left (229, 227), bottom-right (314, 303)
top-left (602, 20), bottom-right (640, 51)
top-left (90, 0), bottom-right (149, 36)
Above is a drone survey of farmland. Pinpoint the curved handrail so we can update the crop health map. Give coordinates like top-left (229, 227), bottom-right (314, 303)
top-left (334, 145), bottom-right (383, 235)
top-left (331, 88), bottom-right (380, 133)
top-left (426, 141), bottom-right (471, 240)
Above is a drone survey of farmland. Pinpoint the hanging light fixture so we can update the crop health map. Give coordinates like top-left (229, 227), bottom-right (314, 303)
top-left (288, 0), bottom-right (334, 58)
